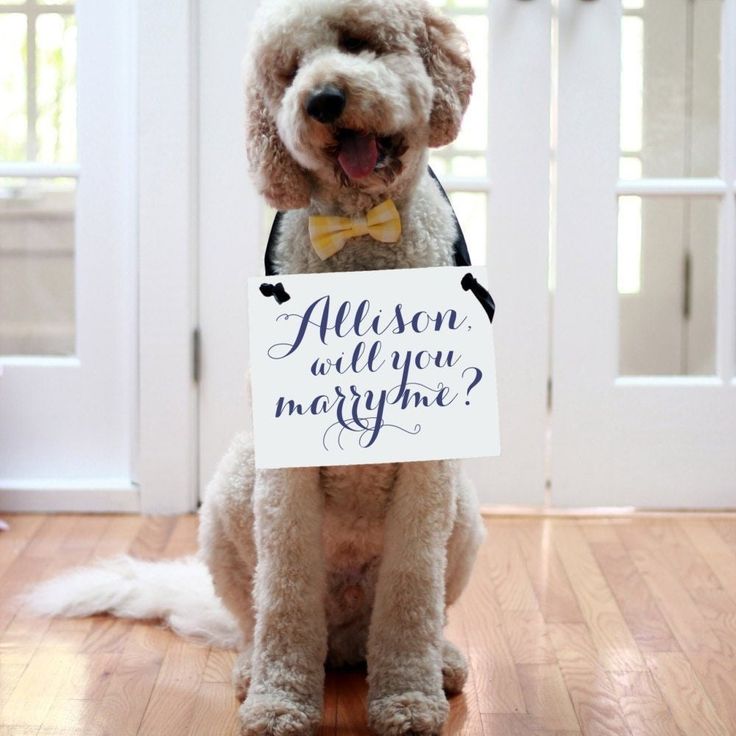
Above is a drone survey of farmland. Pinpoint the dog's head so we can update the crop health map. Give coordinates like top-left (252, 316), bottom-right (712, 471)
top-left (244, 0), bottom-right (474, 211)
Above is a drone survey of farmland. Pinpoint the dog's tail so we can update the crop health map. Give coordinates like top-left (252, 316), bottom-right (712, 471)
top-left (22, 555), bottom-right (241, 649)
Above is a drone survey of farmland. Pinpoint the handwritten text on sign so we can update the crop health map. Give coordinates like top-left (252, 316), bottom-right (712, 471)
top-left (247, 267), bottom-right (500, 469)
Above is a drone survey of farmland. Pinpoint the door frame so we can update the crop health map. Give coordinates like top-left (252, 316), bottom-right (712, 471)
top-left (137, 0), bottom-right (200, 514)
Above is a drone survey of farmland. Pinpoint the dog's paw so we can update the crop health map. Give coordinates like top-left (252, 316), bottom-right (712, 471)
top-left (441, 640), bottom-right (468, 695)
top-left (232, 647), bottom-right (253, 702)
top-left (239, 693), bottom-right (320, 736)
top-left (368, 691), bottom-right (449, 736)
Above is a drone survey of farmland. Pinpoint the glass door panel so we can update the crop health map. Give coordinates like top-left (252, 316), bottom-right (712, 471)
top-left (0, 0), bottom-right (77, 357)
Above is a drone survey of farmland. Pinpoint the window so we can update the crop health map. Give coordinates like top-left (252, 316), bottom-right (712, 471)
top-left (0, 0), bottom-right (77, 356)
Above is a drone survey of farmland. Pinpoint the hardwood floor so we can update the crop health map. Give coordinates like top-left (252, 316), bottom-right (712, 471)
top-left (1, 513), bottom-right (735, 735)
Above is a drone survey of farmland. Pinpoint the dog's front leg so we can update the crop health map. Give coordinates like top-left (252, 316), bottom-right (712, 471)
top-left (367, 460), bottom-right (456, 736)
top-left (240, 467), bottom-right (326, 736)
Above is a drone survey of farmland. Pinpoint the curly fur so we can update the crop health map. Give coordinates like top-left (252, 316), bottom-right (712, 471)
top-left (25, 1), bottom-right (484, 734)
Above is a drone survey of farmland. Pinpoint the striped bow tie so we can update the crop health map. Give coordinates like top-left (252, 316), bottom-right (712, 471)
top-left (308, 199), bottom-right (402, 261)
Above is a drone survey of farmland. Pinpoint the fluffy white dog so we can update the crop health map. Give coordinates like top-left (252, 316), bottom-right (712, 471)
top-left (27, 1), bottom-right (486, 734)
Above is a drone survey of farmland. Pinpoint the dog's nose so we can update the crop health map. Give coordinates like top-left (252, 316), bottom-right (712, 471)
top-left (306, 85), bottom-right (346, 124)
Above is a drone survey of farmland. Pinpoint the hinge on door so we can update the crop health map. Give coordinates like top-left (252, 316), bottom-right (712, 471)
top-left (683, 252), bottom-right (692, 320)
top-left (192, 327), bottom-right (201, 384)
top-left (547, 376), bottom-right (553, 411)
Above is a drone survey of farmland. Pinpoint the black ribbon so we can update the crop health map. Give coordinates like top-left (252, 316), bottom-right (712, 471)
top-left (259, 281), bottom-right (291, 304)
top-left (461, 273), bottom-right (495, 324)
top-left (426, 167), bottom-right (472, 269)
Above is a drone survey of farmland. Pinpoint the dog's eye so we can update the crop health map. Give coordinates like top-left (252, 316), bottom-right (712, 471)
top-left (340, 35), bottom-right (370, 54)
top-left (278, 65), bottom-right (298, 86)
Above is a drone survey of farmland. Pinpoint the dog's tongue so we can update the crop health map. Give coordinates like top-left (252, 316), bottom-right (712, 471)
top-left (338, 132), bottom-right (378, 180)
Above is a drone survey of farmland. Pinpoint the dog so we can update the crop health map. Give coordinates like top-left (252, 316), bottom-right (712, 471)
top-left (27, 1), bottom-right (485, 734)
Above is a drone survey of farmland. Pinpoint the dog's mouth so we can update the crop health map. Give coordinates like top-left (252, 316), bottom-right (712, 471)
top-left (331, 130), bottom-right (407, 182)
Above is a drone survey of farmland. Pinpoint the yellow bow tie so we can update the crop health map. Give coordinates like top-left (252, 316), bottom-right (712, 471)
top-left (308, 200), bottom-right (402, 260)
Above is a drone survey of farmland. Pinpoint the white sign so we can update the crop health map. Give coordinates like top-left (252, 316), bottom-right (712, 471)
top-left (247, 266), bottom-right (500, 469)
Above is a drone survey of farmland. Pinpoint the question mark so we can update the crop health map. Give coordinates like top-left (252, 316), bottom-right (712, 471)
top-left (462, 367), bottom-right (483, 405)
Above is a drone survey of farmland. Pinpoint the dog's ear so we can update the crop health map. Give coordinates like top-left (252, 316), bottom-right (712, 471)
top-left (245, 82), bottom-right (312, 210)
top-left (420, 6), bottom-right (475, 148)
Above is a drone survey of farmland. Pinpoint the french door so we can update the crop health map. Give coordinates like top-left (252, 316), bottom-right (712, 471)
top-left (553, 0), bottom-right (736, 506)
top-left (4, 1), bottom-right (730, 512)
top-left (0, 1), bottom-right (138, 510)
top-left (197, 0), bottom-right (552, 507)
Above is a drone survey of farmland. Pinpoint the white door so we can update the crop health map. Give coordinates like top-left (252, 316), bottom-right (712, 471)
top-left (0, 1), bottom-right (138, 511)
top-left (553, 0), bottom-right (736, 506)
top-left (197, 0), bottom-right (553, 507)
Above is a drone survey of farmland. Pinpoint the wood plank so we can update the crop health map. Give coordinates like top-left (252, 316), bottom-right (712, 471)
top-left (0, 651), bottom-right (78, 728)
top-left (501, 611), bottom-right (557, 665)
top-left (32, 521), bottom-right (115, 654)
top-left (515, 664), bottom-right (579, 731)
top-left (21, 516), bottom-right (80, 561)
top-left (92, 625), bottom-right (170, 736)
top-left (1, 517), bottom-right (106, 667)
top-left (0, 555), bottom-right (91, 716)
top-left (483, 525), bottom-right (540, 612)
top-left (588, 539), bottom-right (679, 653)
top-left (0, 516), bottom-right (45, 579)
top-left (692, 583), bottom-right (736, 723)
top-left (0, 665), bottom-right (27, 716)
top-left (137, 637), bottom-right (208, 736)
top-left (628, 522), bottom-right (722, 597)
top-left (202, 648), bottom-right (236, 684)
top-left (78, 617), bottom-right (134, 656)
top-left (547, 623), bottom-right (631, 736)
top-left (162, 515), bottom-right (199, 558)
top-left (0, 515), bottom-right (84, 634)
top-left (619, 524), bottom-right (736, 734)
top-left (1, 589), bottom-right (53, 669)
top-left (460, 569), bottom-right (525, 714)
top-left (481, 713), bottom-right (580, 735)
top-left (578, 521), bottom-right (621, 544)
top-left (59, 517), bottom-right (113, 556)
top-left (618, 524), bottom-right (721, 655)
top-left (645, 652), bottom-right (729, 736)
top-left (513, 522), bottom-right (584, 624)
top-left (90, 516), bottom-right (145, 558)
top-left (38, 701), bottom-right (98, 736)
top-left (186, 682), bottom-right (239, 736)
top-left (684, 641), bottom-right (736, 735)
top-left (445, 592), bottom-right (485, 736)
top-left (128, 517), bottom-right (177, 560)
top-left (446, 647), bottom-right (485, 735)
top-left (710, 519), bottom-right (736, 557)
top-left (552, 523), bottom-right (645, 672)
top-left (679, 520), bottom-right (736, 603)
top-left (608, 670), bottom-right (681, 736)
top-left (447, 686), bottom-right (485, 736)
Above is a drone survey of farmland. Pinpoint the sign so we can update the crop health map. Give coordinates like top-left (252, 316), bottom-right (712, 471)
top-left (247, 266), bottom-right (499, 469)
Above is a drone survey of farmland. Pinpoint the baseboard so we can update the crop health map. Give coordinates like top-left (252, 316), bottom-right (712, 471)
top-left (480, 504), bottom-right (736, 518)
top-left (0, 479), bottom-right (140, 513)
